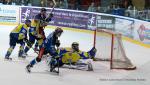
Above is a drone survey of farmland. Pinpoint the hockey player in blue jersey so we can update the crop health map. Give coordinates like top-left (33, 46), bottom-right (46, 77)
top-left (5, 20), bottom-right (31, 60)
top-left (26, 27), bottom-right (63, 73)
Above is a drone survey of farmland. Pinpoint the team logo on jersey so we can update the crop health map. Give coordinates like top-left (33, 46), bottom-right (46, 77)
top-left (22, 29), bottom-right (26, 33)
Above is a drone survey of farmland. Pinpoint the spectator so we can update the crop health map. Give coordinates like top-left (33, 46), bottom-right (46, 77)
top-left (106, 3), bottom-right (115, 14)
top-left (0, 0), bottom-right (3, 3)
top-left (88, 2), bottom-right (96, 12)
top-left (41, 0), bottom-right (47, 7)
top-left (3, 0), bottom-right (12, 5)
top-left (125, 5), bottom-right (133, 17)
top-left (32, 0), bottom-right (41, 6)
top-left (47, 0), bottom-right (54, 8)
top-left (75, 0), bottom-right (81, 10)
top-left (68, 0), bottom-right (76, 9)
top-left (63, 0), bottom-right (68, 9)
top-left (13, 0), bottom-right (21, 5)
top-left (23, 0), bottom-right (31, 6)
top-left (96, 6), bottom-right (105, 13)
top-left (55, 0), bottom-right (61, 8)
top-left (59, 0), bottom-right (65, 9)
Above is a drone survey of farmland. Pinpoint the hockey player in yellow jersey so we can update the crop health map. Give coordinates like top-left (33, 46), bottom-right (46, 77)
top-left (24, 8), bottom-right (53, 55)
top-left (49, 42), bottom-right (97, 71)
top-left (5, 20), bottom-right (31, 60)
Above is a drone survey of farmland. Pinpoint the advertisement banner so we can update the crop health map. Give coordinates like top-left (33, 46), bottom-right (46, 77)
top-left (115, 18), bottom-right (134, 38)
top-left (20, 6), bottom-right (150, 45)
top-left (96, 15), bottom-right (115, 30)
top-left (0, 5), bottom-right (19, 23)
top-left (21, 7), bottom-right (96, 30)
top-left (134, 21), bottom-right (150, 44)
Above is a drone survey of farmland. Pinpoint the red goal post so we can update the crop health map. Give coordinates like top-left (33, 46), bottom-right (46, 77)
top-left (93, 28), bottom-right (136, 70)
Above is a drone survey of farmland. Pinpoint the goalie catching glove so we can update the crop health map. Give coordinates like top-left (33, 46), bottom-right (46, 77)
top-left (46, 13), bottom-right (53, 22)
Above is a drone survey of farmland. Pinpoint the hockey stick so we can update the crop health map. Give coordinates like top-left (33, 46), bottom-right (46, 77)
top-left (24, 39), bottom-right (39, 55)
top-left (56, 47), bottom-right (60, 74)
top-left (49, 47), bottom-right (60, 74)
top-left (48, 0), bottom-right (56, 17)
top-left (51, 0), bottom-right (56, 13)
top-left (45, 0), bottom-right (56, 22)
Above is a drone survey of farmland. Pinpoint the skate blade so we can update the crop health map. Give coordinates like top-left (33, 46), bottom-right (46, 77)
top-left (25, 67), bottom-right (31, 73)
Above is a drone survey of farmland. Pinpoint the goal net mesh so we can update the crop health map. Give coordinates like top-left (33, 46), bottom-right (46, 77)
top-left (94, 29), bottom-right (136, 70)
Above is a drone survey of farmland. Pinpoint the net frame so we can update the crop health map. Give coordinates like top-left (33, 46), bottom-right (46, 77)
top-left (94, 28), bottom-right (136, 70)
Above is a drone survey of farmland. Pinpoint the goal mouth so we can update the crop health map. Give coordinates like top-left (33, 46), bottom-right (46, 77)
top-left (94, 29), bottom-right (136, 70)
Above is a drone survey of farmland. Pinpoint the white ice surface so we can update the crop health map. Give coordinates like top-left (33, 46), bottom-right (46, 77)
top-left (0, 25), bottom-right (150, 85)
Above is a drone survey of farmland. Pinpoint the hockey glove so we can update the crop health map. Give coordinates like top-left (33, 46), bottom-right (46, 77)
top-left (55, 55), bottom-right (60, 60)
top-left (55, 40), bottom-right (60, 47)
top-left (24, 38), bottom-right (32, 47)
top-left (49, 13), bottom-right (53, 18)
top-left (36, 34), bottom-right (43, 39)
top-left (46, 13), bottom-right (53, 22)
top-left (31, 31), bottom-right (37, 36)
top-left (18, 33), bottom-right (25, 40)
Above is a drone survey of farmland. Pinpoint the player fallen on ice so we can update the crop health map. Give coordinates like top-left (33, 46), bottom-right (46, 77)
top-left (24, 8), bottom-right (53, 56)
top-left (26, 27), bottom-right (63, 73)
top-left (47, 42), bottom-right (97, 71)
top-left (5, 20), bottom-right (31, 60)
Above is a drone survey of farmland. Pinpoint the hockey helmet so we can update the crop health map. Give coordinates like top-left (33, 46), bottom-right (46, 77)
top-left (72, 42), bottom-right (79, 52)
top-left (55, 27), bottom-right (63, 34)
top-left (25, 19), bottom-right (31, 27)
top-left (25, 19), bottom-right (31, 23)
top-left (41, 8), bottom-right (47, 12)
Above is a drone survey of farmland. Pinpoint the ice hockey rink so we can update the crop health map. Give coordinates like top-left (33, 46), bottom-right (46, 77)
top-left (0, 25), bottom-right (150, 85)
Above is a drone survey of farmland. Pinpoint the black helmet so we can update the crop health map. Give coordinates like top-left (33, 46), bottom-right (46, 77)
top-left (72, 42), bottom-right (79, 52)
top-left (72, 42), bottom-right (79, 46)
top-left (54, 27), bottom-right (63, 34)
top-left (25, 19), bottom-right (31, 23)
top-left (41, 8), bottom-right (47, 12)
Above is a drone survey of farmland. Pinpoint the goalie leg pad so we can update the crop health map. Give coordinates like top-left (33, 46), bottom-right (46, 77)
top-left (76, 59), bottom-right (93, 71)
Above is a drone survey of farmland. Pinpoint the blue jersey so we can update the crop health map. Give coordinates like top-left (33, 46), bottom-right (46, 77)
top-left (44, 32), bottom-right (58, 50)
top-left (40, 32), bottom-right (59, 57)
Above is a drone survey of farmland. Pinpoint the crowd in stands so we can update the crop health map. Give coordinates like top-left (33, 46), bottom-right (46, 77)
top-left (0, 0), bottom-right (149, 21)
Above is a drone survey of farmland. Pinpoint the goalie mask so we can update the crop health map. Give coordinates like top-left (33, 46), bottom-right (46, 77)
top-left (72, 42), bottom-right (79, 52)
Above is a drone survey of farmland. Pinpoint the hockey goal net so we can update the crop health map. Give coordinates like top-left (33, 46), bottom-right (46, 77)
top-left (94, 28), bottom-right (136, 70)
